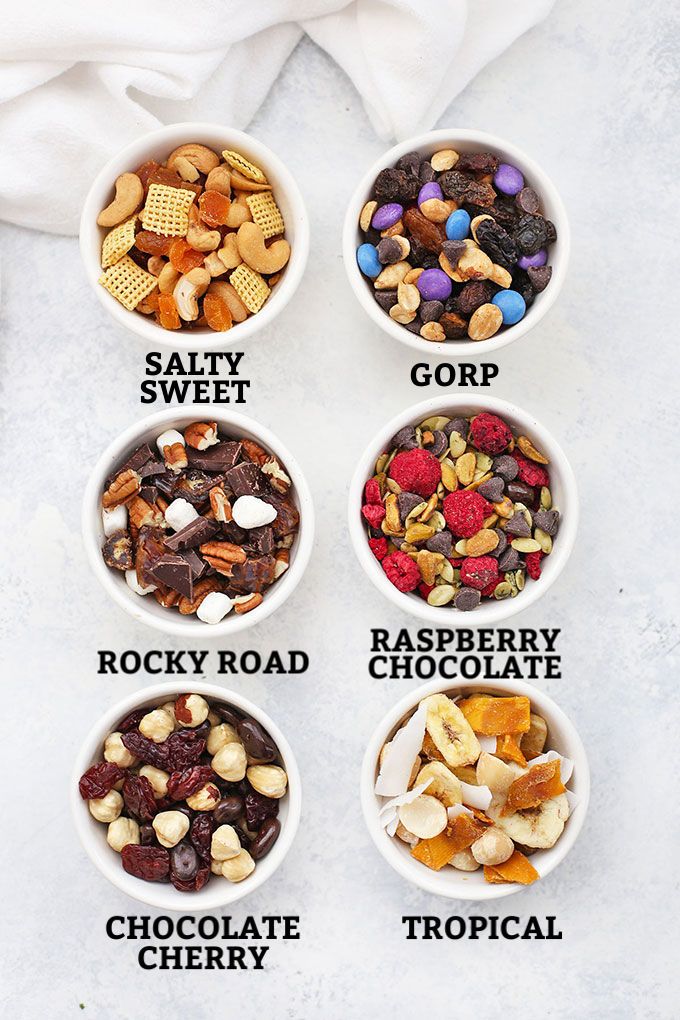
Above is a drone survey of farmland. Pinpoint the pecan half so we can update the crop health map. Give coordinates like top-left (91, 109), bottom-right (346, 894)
top-left (178, 578), bottom-right (221, 615)
top-left (261, 457), bottom-right (291, 495)
top-left (164, 442), bottom-right (188, 474)
top-left (199, 541), bottom-right (247, 574)
top-left (241, 439), bottom-right (268, 466)
top-left (154, 588), bottom-right (180, 609)
top-left (128, 496), bottom-right (166, 529)
top-left (102, 469), bottom-right (141, 509)
top-left (209, 485), bottom-right (232, 522)
top-left (234, 593), bottom-right (263, 615)
top-left (185, 422), bottom-right (219, 450)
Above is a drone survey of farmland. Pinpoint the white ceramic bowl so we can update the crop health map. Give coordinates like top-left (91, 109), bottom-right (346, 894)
top-left (80, 122), bottom-right (309, 350)
top-left (348, 395), bottom-right (577, 626)
top-left (82, 405), bottom-right (314, 636)
top-left (343, 128), bottom-right (570, 358)
top-left (72, 681), bottom-right (301, 910)
top-left (361, 677), bottom-right (589, 900)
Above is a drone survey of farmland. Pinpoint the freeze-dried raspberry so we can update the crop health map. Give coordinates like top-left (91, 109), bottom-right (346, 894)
top-left (481, 574), bottom-right (501, 596)
top-left (382, 550), bottom-right (421, 593)
top-left (442, 490), bottom-right (489, 538)
top-left (364, 478), bottom-right (382, 505)
top-left (361, 503), bottom-right (386, 529)
top-left (368, 537), bottom-right (388, 561)
top-left (469, 413), bottom-right (512, 454)
top-left (512, 452), bottom-right (550, 488)
top-left (388, 448), bottom-right (441, 498)
top-left (525, 551), bottom-right (544, 580)
top-left (460, 556), bottom-right (499, 591)
top-left (418, 582), bottom-right (434, 600)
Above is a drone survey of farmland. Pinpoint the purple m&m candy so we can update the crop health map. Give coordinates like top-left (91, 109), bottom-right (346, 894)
top-left (371, 203), bottom-right (403, 230)
top-left (418, 181), bottom-right (443, 206)
top-left (493, 163), bottom-right (524, 196)
top-left (517, 248), bottom-right (548, 270)
top-left (416, 268), bottom-right (452, 302)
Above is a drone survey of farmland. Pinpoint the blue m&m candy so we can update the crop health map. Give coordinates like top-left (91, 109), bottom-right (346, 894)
top-left (492, 289), bottom-right (526, 325)
top-left (445, 209), bottom-right (471, 241)
top-left (356, 243), bottom-right (382, 279)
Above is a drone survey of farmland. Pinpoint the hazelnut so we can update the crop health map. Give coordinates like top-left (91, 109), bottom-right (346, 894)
top-left (152, 810), bottom-right (190, 848)
top-left (186, 782), bottom-right (221, 812)
top-left (207, 710), bottom-right (221, 726)
top-left (139, 765), bottom-right (170, 799)
top-left (471, 828), bottom-right (514, 866)
top-left (210, 859), bottom-right (224, 876)
top-left (139, 708), bottom-right (175, 744)
top-left (88, 789), bottom-right (123, 823)
top-left (104, 731), bottom-right (137, 768)
top-left (221, 849), bottom-right (255, 883)
top-left (159, 702), bottom-right (178, 729)
top-left (211, 742), bottom-right (247, 782)
top-left (210, 824), bottom-right (241, 862)
top-left (450, 848), bottom-right (480, 872)
top-left (174, 693), bottom-right (209, 728)
top-left (107, 816), bottom-right (140, 853)
top-left (207, 722), bottom-right (240, 756)
top-left (246, 765), bottom-right (287, 800)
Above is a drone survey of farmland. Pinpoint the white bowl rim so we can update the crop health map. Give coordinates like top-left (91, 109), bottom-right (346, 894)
top-left (71, 680), bottom-right (302, 911)
top-left (82, 404), bottom-right (315, 637)
top-left (347, 394), bottom-right (578, 626)
top-left (361, 676), bottom-right (590, 900)
top-left (79, 121), bottom-right (310, 351)
top-left (342, 127), bottom-right (570, 359)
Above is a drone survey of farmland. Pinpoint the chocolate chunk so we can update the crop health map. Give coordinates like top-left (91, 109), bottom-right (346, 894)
top-left (135, 526), bottom-right (168, 586)
top-left (490, 529), bottom-right (508, 559)
top-left (221, 521), bottom-right (248, 545)
top-left (533, 509), bottom-right (560, 536)
top-left (397, 491), bottom-right (423, 521)
top-left (247, 526), bottom-right (275, 555)
top-left (138, 459), bottom-right (166, 478)
top-left (149, 555), bottom-right (193, 600)
top-left (374, 289), bottom-right (398, 312)
top-left (443, 417), bottom-right (469, 440)
top-left (120, 443), bottom-right (155, 475)
top-left (164, 517), bottom-right (219, 551)
top-left (261, 496), bottom-right (298, 538)
top-left (139, 485), bottom-right (159, 505)
top-left (225, 462), bottom-right (263, 498)
top-left (505, 512), bottom-right (531, 538)
top-left (229, 556), bottom-right (276, 594)
top-left (478, 477), bottom-right (505, 503)
top-left (102, 531), bottom-right (133, 571)
top-left (390, 426), bottom-right (418, 450)
top-left (425, 531), bottom-right (452, 556)
top-left (186, 441), bottom-right (242, 473)
top-left (492, 455), bottom-right (519, 482)
top-left (155, 472), bottom-right (178, 498)
top-left (179, 549), bottom-right (208, 579)
top-left (174, 470), bottom-right (222, 507)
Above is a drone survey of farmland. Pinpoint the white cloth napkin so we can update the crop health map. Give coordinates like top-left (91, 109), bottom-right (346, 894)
top-left (0, 0), bottom-right (553, 234)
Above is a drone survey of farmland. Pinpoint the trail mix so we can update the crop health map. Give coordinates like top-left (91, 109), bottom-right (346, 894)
top-left (355, 147), bottom-right (556, 342)
top-left (362, 411), bottom-right (560, 611)
top-left (96, 143), bottom-right (290, 330)
top-left (101, 422), bottom-right (298, 622)
top-left (376, 690), bottom-right (575, 885)
top-left (79, 694), bottom-right (288, 890)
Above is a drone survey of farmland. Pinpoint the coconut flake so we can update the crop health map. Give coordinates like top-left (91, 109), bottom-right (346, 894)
top-left (565, 790), bottom-right (578, 813)
top-left (460, 781), bottom-right (492, 810)
top-left (447, 803), bottom-right (474, 823)
top-left (378, 780), bottom-right (432, 826)
top-left (528, 749), bottom-right (574, 784)
top-left (385, 814), bottom-right (399, 837)
top-left (375, 701), bottom-right (427, 797)
top-left (478, 734), bottom-right (496, 753)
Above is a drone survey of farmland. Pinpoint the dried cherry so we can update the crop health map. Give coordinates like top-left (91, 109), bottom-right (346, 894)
top-left (190, 814), bottom-right (214, 865)
top-left (121, 729), bottom-right (169, 770)
top-left (244, 790), bottom-right (279, 830)
top-left (167, 766), bottom-right (215, 801)
top-left (116, 708), bottom-right (146, 733)
top-left (121, 844), bottom-right (170, 882)
top-left (122, 774), bottom-right (158, 822)
top-left (164, 729), bottom-right (206, 770)
top-left (78, 762), bottom-right (124, 800)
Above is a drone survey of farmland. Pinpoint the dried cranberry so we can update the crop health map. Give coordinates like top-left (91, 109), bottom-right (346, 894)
top-left (121, 729), bottom-right (169, 769)
top-left (190, 814), bottom-right (214, 865)
top-left (167, 765), bottom-right (216, 801)
top-left (164, 729), bottom-right (206, 770)
top-left (121, 844), bottom-right (169, 882)
top-left (116, 708), bottom-right (146, 733)
top-left (245, 790), bottom-right (279, 830)
top-left (122, 774), bottom-right (158, 822)
top-left (78, 762), bottom-right (125, 800)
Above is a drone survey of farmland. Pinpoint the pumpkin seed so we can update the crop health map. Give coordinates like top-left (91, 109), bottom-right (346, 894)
top-left (540, 486), bottom-right (552, 510)
top-left (493, 581), bottom-right (514, 600)
top-left (427, 584), bottom-right (455, 607)
top-left (515, 570), bottom-right (526, 591)
top-left (454, 539), bottom-right (468, 555)
top-left (420, 415), bottom-right (450, 431)
top-left (511, 537), bottom-right (541, 553)
top-left (534, 527), bottom-right (553, 554)
top-left (438, 559), bottom-right (454, 583)
top-left (448, 431), bottom-right (467, 458)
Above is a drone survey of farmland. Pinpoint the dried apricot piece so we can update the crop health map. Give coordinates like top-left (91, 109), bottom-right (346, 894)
top-left (503, 760), bottom-right (565, 814)
top-left (157, 293), bottom-right (181, 330)
top-left (169, 239), bottom-right (205, 274)
top-left (458, 695), bottom-right (531, 735)
top-left (146, 165), bottom-right (202, 197)
top-left (203, 293), bottom-right (233, 332)
top-left (495, 734), bottom-right (528, 768)
top-left (199, 190), bottom-right (231, 227)
top-left (135, 230), bottom-right (177, 256)
top-left (135, 160), bottom-right (162, 193)
top-left (484, 850), bottom-right (539, 885)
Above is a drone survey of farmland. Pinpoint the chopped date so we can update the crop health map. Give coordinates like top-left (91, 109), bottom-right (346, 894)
top-left (78, 762), bottom-right (124, 800)
top-left (121, 844), bottom-right (170, 882)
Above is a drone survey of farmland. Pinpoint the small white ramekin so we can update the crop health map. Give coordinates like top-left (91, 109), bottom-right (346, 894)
top-left (80, 122), bottom-right (309, 350)
top-left (361, 677), bottom-right (589, 900)
top-left (348, 395), bottom-right (577, 626)
top-left (343, 128), bottom-right (569, 358)
top-left (72, 681), bottom-right (301, 911)
top-left (82, 405), bottom-right (314, 637)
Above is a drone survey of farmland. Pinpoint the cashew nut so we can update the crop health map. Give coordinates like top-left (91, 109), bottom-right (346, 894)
top-left (216, 233), bottom-right (240, 270)
top-left (186, 208), bottom-right (221, 252)
top-left (208, 282), bottom-right (248, 322)
top-left (173, 155), bottom-right (200, 183)
top-left (225, 193), bottom-right (252, 229)
top-left (166, 143), bottom-right (220, 175)
top-left (158, 262), bottom-right (180, 295)
top-left (203, 252), bottom-right (227, 277)
top-left (97, 173), bottom-right (143, 227)
top-left (205, 164), bottom-right (232, 197)
top-left (147, 255), bottom-right (165, 276)
top-left (236, 222), bottom-right (290, 275)
top-left (229, 169), bottom-right (272, 193)
top-left (174, 268), bottom-right (210, 321)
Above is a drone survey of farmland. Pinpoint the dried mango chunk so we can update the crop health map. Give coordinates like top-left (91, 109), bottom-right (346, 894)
top-left (504, 760), bottom-right (565, 814)
top-left (495, 734), bottom-right (528, 768)
top-left (411, 812), bottom-right (488, 870)
top-left (484, 850), bottom-right (539, 885)
top-left (458, 695), bottom-right (531, 735)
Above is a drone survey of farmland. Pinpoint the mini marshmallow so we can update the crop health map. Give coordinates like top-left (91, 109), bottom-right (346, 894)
top-left (197, 592), bottom-right (233, 624)
top-left (156, 429), bottom-right (185, 455)
top-left (232, 495), bottom-right (277, 529)
top-left (164, 497), bottom-right (199, 532)
top-left (102, 504), bottom-right (128, 537)
top-left (125, 569), bottom-right (157, 595)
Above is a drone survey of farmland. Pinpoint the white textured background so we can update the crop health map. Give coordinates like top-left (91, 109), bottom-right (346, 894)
top-left (1, 2), bottom-right (678, 1017)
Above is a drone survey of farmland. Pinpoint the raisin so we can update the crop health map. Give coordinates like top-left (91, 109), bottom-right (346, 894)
top-left (117, 708), bottom-right (146, 733)
top-left (439, 311), bottom-right (469, 339)
top-left (122, 774), bottom-right (158, 822)
top-left (515, 214), bottom-right (549, 256)
top-left (408, 237), bottom-right (429, 266)
top-left (439, 170), bottom-right (473, 201)
top-left (121, 729), bottom-right (169, 770)
top-left (456, 152), bottom-right (499, 174)
top-left (164, 730), bottom-right (206, 770)
top-left (512, 269), bottom-right (537, 310)
top-left (135, 231), bottom-right (176, 255)
top-left (190, 814), bottom-right (214, 865)
top-left (203, 293), bottom-right (233, 332)
top-left (78, 762), bottom-right (125, 800)
top-left (198, 190), bottom-right (231, 227)
top-left (545, 219), bottom-right (557, 243)
top-left (418, 161), bottom-right (436, 183)
top-left (121, 844), bottom-right (170, 882)
top-left (374, 167), bottom-right (418, 203)
top-left (170, 842), bottom-right (199, 887)
top-left (403, 206), bottom-right (445, 253)
top-left (475, 219), bottom-right (518, 269)
top-left (167, 766), bottom-right (216, 801)
top-left (455, 280), bottom-right (495, 316)
top-left (244, 790), bottom-right (279, 830)
top-left (396, 151), bottom-right (421, 175)
top-left (465, 180), bottom-right (497, 207)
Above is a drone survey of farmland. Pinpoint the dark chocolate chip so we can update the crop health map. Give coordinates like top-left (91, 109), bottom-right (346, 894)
top-left (396, 491), bottom-right (423, 522)
top-left (390, 426), bottom-right (418, 450)
top-left (533, 509), bottom-right (560, 536)
top-left (454, 587), bottom-right (481, 612)
top-left (492, 455), bottom-right (519, 482)
top-left (419, 300), bottom-right (444, 323)
top-left (425, 531), bottom-right (452, 556)
top-left (507, 480), bottom-right (536, 505)
top-left (102, 531), bottom-right (133, 571)
top-left (225, 462), bottom-right (263, 498)
top-left (376, 238), bottom-right (403, 265)
top-left (490, 529), bottom-right (508, 559)
top-left (478, 477), bottom-right (505, 503)
top-left (505, 512), bottom-right (531, 538)
top-left (443, 417), bottom-right (469, 439)
top-left (498, 548), bottom-right (521, 571)
top-left (374, 289), bottom-right (398, 312)
top-left (527, 265), bottom-right (552, 292)
top-left (515, 187), bottom-right (540, 214)
top-left (426, 430), bottom-right (448, 457)
top-left (441, 239), bottom-right (467, 267)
